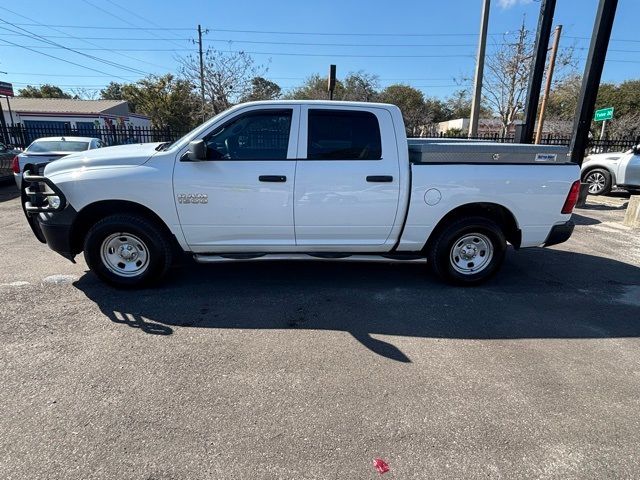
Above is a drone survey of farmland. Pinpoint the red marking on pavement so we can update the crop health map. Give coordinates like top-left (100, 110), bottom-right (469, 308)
top-left (373, 458), bottom-right (390, 474)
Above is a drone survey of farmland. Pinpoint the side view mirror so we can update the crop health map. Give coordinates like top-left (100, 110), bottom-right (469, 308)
top-left (183, 140), bottom-right (206, 161)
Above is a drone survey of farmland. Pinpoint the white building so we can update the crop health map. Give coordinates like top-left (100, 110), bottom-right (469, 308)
top-left (0, 97), bottom-right (150, 140)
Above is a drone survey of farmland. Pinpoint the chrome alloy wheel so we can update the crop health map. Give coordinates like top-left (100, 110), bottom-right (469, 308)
top-left (100, 232), bottom-right (150, 277)
top-left (449, 233), bottom-right (494, 275)
top-left (585, 171), bottom-right (606, 194)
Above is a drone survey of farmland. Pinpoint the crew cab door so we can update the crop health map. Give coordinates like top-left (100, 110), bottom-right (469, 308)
top-left (173, 106), bottom-right (300, 251)
top-left (293, 106), bottom-right (401, 249)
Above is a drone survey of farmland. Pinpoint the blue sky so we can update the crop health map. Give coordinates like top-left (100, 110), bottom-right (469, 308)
top-left (0, 0), bottom-right (638, 100)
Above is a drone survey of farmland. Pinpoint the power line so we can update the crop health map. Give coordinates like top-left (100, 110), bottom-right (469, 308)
top-left (8, 22), bottom-right (479, 36)
top-left (82, 0), bottom-right (189, 50)
top-left (0, 44), bottom-right (481, 55)
top-left (11, 22), bottom-right (193, 30)
top-left (207, 28), bottom-right (481, 37)
top-left (107, 0), bottom-right (196, 47)
top-left (203, 39), bottom-right (478, 48)
top-left (0, 33), bottom-right (476, 46)
top-left (11, 82), bottom-right (109, 87)
top-left (565, 35), bottom-right (640, 43)
top-left (0, 33), bottom-right (192, 41)
top-left (0, 38), bottom-right (133, 80)
top-left (1, 7), bottom-right (174, 71)
top-left (2, 31), bottom-right (638, 50)
top-left (6, 22), bottom-right (640, 43)
top-left (6, 72), bottom-right (464, 82)
top-left (6, 72), bottom-right (141, 78)
top-left (0, 19), bottom-right (151, 76)
top-left (1, 43), bottom-right (475, 58)
top-left (0, 44), bottom-right (193, 52)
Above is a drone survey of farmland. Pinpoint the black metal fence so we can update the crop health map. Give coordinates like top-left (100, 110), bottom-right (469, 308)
top-left (4, 124), bottom-right (192, 150)
top-left (3, 123), bottom-right (638, 155)
top-left (431, 132), bottom-right (640, 154)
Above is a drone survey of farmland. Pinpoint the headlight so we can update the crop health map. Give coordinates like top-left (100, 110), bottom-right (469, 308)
top-left (48, 195), bottom-right (61, 209)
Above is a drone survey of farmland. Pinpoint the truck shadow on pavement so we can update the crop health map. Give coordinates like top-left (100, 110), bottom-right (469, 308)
top-left (571, 213), bottom-right (602, 225)
top-left (74, 247), bottom-right (640, 363)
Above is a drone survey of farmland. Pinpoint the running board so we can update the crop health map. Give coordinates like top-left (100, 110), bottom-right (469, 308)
top-left (193, 253), bottom-right (426, 264)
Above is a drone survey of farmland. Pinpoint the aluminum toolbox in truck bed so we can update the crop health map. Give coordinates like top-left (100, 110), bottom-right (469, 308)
top-left (408, 138), bottom-right (571, 164)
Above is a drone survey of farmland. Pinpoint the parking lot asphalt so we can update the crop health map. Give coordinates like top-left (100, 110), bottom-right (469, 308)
top-left (1, 183), bottom-right (639, 480)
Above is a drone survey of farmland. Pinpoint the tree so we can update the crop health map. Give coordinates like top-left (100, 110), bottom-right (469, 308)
top-left (284, 71), bottom-right (379, 101)
top-left (424, 97), bottom-right (448, 124)
top-left (341, 71), bottom-right (379, 101)
top-left (444, 89), bottom-right (473, 120)
top-left (378, 84), bottom-right (428, 136)
top-left (607, 112), bottom-right (640, 139)
top-left (18, 84), bottom-right (72, 99)
top-left (100, 82), bottom-right (125, 100)
top-left (285, 74), bottom-right (341, 100)
top-left (483, 20), bottom-right (576, 135)
top-left (546, 76), bottom-right (640, 137)
top-left (241, 77), bottom-right (281, 102)
top-left (595, 79), bottom-right (640, 138)
top-left (69, 88), bottom-right (100, 100)
top-left (180, 49), bottom-right (266, 116)
top-left (121, 74), bottom-right (199, 130)
top-left (545, 74), bottom-right (581, 121)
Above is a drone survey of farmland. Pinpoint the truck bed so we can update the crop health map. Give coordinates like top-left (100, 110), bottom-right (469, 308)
top-left (408, 138), bottom-right (571, 165)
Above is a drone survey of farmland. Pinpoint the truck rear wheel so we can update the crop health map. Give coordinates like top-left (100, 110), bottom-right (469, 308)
top-left (83, 214), bottom-right (172, 288)
top-left (427, 216), bottom-right (506, 285)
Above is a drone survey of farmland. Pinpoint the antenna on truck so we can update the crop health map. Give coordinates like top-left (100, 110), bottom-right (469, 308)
top-left (328, 64), bottom-right (336, 100)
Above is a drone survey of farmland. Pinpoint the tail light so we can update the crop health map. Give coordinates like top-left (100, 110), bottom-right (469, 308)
top-left (561, 180), bottom-right (581, 214)
top-left (11, 155), bottom-right (20, 174)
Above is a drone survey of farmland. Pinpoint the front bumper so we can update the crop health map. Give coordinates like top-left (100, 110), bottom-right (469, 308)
top-left (37, 207), bottom-right (78, 261)
top-left (21, 165), bottom-right (77, 261)
top-left (543, 220), bottom-right (575, 247)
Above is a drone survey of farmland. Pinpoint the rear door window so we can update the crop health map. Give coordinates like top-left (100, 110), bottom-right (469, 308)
top-left (307, 109), bottom-right (382, 160)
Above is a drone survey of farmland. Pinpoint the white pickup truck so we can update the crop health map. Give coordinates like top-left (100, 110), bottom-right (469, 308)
top-left (20, 100), bottom-right (581, 288)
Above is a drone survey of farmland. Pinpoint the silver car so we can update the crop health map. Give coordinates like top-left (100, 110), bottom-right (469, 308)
top-left (581, 145), bottom-right (640, 195)
top-left (14, 136), bottom-right (104, 189)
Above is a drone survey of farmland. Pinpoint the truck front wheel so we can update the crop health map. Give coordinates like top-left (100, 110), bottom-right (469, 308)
top-left (83, 214), bottom-right (173, 288)
top-left (427, 216), bottom-right (506, 285)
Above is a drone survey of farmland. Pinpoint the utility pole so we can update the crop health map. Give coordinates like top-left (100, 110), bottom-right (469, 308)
top-left (569, 0), bottom-right (618, 166)
top-left (534, 24), bottom-right (562, 144)
top-left (516, 0), bottom-right (557, 144)
top-left (197, 24), bottom-right (206, 122)
top-left (468, 0), bottom-right (490, 138)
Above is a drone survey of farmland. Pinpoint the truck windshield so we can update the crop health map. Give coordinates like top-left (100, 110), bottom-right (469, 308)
top-left (27, 141), bottom-right (90, 153)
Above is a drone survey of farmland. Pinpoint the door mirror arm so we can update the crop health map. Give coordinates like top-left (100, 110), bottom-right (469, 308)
top-left (182, 139), bottom-right (207, 161)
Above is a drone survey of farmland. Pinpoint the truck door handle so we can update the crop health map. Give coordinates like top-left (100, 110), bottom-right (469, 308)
top-left (259, 175), bottom-right (287, 182)
top-left (366, 175), bottom-right (393, 183)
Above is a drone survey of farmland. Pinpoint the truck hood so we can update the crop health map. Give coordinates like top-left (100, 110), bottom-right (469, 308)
top-left (44, 142), bottom-right (162, 177)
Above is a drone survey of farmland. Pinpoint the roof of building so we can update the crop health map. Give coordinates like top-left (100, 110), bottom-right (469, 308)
top-left (0, 97), bottom-right (130, 115)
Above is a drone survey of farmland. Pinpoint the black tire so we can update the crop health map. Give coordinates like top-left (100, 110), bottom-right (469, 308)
top-left (83, 214), bottom-right (173, 288)
top-left (427, 216), bottom-right (507, 286)
top-left (582, 168), bottom-right (612, 196)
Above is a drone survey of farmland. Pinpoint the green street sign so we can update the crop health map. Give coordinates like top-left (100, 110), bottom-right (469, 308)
top-left (594, 107), bottom-right (614, 122)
